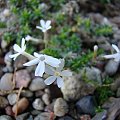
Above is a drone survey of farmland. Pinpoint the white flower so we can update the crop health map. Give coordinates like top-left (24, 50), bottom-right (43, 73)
top-left (36, 19), bottom-right (51, 33)
top-left (94, 45), bottom-right (98, 52)
top-left (44, 59), bottom-right (72, 88)
top-left (25, 35), bottom-right (32, 41)
top-left (9, 38), bottom-right (26, 60)
top-left (103, 44), bottom-right (120, 62)
top-left (23, 52), bottom-right (61, 77)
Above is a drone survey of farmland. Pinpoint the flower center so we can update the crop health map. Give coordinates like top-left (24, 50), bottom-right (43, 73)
top-left (40, 56), bottom-right (45, 61)
top-left (54, 71), bottom-right (60, 76)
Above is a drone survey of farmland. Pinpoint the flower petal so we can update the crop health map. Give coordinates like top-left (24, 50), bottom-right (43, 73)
top-left (40, 19), bottom-right (45, 28)
top-left (45, 55), bottom-right (61, 67)
top-left (45, 65), bottom-right (54, 75)
top-left (44, 76), bottom-right (56, 85)
top-left (13, 44), bottom-right (22, 53)
top-left (36, 26), bottom-right (43, 30)
top-left (45, 20), bottom-right (51, 28)
top-left (112, 44), bottom-right (120, 53)
top-left (34, 52), bottom-right (42, 58)
top-left (9, 53), bottom-right (20, 60)
top-left (56, 77), bottom-right (64, 88)
top-left (61, 70), bottom-right (72, 77)
top-left (103, 54), bottom-right (118, 59)
top-left (56, 59), bottom-right (65, 71)
top-left (23, 58), bottom-right (39, 66)
top-left (21, 38), bottom-right (25, 49)
top-left (35, 61), bottom-right (45, 77)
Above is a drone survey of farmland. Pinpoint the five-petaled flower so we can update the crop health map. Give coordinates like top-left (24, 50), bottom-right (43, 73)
top-left (9, 38), bottom-right (26, 60)
top-left (44, 59), bottom-right (72, 88)
top-left (36, 19), bottom-right (51, 33)
top-left (23, 52), bottom-right (61, 77)
top-left (103, 44), bottom-right (120, 62)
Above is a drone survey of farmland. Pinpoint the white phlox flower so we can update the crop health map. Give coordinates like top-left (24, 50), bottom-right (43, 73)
top-left (36, 19), bottom-right (51, 33)
top-left (9, 38), bottom-right (26, 60)
top-left (25, 35), bottom-right (32, 41)
top-left (44, 59), bottom-right (72, 88)
top-left (103, 44), bottom-right (120, 62)
top-left (23, 52), bottom-right (61, 77)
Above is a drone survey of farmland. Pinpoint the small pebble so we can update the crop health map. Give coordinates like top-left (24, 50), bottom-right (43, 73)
top-left (7, 93), bottom-right (17, 105)
top-left (42, 93), bottom-right (50, 105)
top-left (0, 115), bottom-right (13, 120)
top-left (29, 77), bottom-right (46, 91)
top-left (0, 96), bottom-right (9, 108)
top-left (12, 98), bottom-right (29, 114)
top-left (54, 98), bottom-right (68, 117)
top-left (32, 98), bottom-right (44, 110)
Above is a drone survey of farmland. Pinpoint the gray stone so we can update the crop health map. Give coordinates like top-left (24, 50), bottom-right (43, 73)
top-left (54, 98), bottom-right (68, 117)
top-left (0, 73), bottom-right (14, 91)
top-left (34, 112), bottom-right (52, 120)
top-left (42, 93), bottom-right (50, 105)
top-left (29, 77), bottom-right (46, 91)
top-left (102, 97), bottom-right (120, 120)
top-left (7, 93), bottom-right (17, 105)
top-left (0, 96), bottom-right (8, 108)
top-left (61, 74), bottom-right (95, 101)
top-left (105, 60), bottom-right (119, 76)
top-left (16, 112), bottom-right (30, 120)
top-left (91, 110), bottom-right (107, 120)
top-left (76, 95), bottom-right (97, 116)
top-left (0, 115), bottom-right (13, 120)
top-left (58, 116), bottom-right (74, 120)
top-left (81, 67), bottom-right (102, 85)
top-left (14, 69), bottom-right (31, 88)
top-left (21, 90), bottom-right (33, 98)
top-left (116, 87), bottom-right (120, 97)
top-left (32, 98), bottom-right (44, 110)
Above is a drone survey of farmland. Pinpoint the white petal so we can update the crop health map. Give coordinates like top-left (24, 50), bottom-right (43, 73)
top-left (56, 77), bottom-right (64, 88)
top-left (9, 53), bottom-right (20, 60)
top-left (57, 59), bottom-right (65, 71)
top-left (44, 76), bottom-right (56, 85)
top-left (35, 61), bottom-right (45, 77)
top-left (23, 58), bottom-right (39, 66)
top-left (45, 55), bottom-right (61, 67)
top-left (21, 38), bottom-right (25, 49)
top-left (61, 70), bottom-right (72, 77)
top-left (34, 52), bottom-right (42, 58)
top-left (45, 20), bottom-right (51, 28)
top-left (46, 26), bottom-right (51, 30)
top-left (13, 44), bottom-right (22, 53)
top-left (40, 19), bottom-right (45, 28)
top-left (45, 65), bottom-right (55, 75)
top-left (103, 53), bottom-right (119, 59)
top-left (36, 26), bottom-right (43, 30)
top-left (112, 44), bottom-right (120, 53)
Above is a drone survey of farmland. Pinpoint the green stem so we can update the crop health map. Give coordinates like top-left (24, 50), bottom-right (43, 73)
top-left (44, 32), bottom-right (48, 48)
top-left (22, 52), bottom-right (35, 60)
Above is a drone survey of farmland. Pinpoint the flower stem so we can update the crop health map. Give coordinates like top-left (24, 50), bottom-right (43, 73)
top-left (22, 52), bottom-right (35, 60)
top-left (44, 32), bottom-right (48, 48)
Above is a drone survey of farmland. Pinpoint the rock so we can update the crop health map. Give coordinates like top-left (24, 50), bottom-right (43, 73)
top-left (91, 110), bottom-right (107, 120)
top-left (31, 110), bottom-right (41, 116)
top-left (32, 98), bottom-right (44, 110)
top-left (0, 73), bottom-right (14, 90)
top-left (0, 115), bottom-right (13, 120)
top-left (102, 97), bottom-right (120, 120)
top-left (105, 60), bottom-right (119, 76)
top-left (34, 112), bottom-right (53, 120)
top-left (3, 9), bottom-right (11, 17)
top-left (35, 90), bottom-right (44, 97)
top-left (81, 67), bottom-right (102, 85)
top-left (7, 93), bottom-right (17, 105)
top-left (61, 74), bottom-right (95, 101)
top-left (116, 87), bottom-right (120, 97)
top-left (14, 69), bottom-right (31, 88)
top-left (16, 112), bottom-right (30, 120)
top-left (54, 98), bottom-right (68, 117)
top-left (58, 116), bottom-right (74, 120)
top-left (14, 55), bottom-right (28, 69)
top-left (21, 90), bottom-right (33, 98)
top-left (12, 98), bottom-right (29, 114)
top-left (80, 115), bottom-right (91, 120)
top-left (0, 96), bottom-right (9, 108)
top-left (5, 106), bottom-right (14, 116)
top-left (29, 77), bottom-right (46, 91)
top-left (42, 93), bottom-right (50, 105)
top-left (76, 95), bottom-right (97, 116)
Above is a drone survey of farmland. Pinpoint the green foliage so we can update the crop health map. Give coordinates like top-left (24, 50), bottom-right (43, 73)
top-left (66, 51), bottom-right (93, 71)
top-left (94, 25), bottom-right (113, 36)
top-left (95, 76), bottom-right (114, 105)
top-left (99, 0), bottom-right (112, 4)
top-left (0, 22), bottom-right (6, 28)
top-left (3, 32), bottom-right (14, 44)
